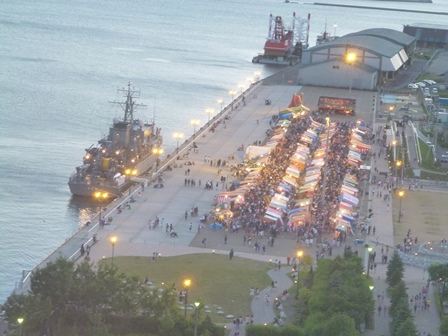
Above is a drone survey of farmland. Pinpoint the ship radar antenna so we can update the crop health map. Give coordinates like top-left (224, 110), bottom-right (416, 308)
top-left (109, 81), bottom-right (147, 122)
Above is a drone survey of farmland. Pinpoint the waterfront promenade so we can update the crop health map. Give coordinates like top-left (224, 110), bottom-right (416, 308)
top-left (7, 82), bottom-right (443, 335)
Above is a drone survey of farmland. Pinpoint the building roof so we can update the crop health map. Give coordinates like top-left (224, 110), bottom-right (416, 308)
top-left (309, 35), bottom-right (403, 58)
top-left (347, 28), bottom-right (415, 47)
top-left (300, 58), bottom-right (378, 74)
top-left (405, 23), bottom-right (448, 31)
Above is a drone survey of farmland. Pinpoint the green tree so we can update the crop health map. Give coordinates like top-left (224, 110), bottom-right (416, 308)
top-left (321, 314), bottom-right (358, 336)
top-left (440, 317), bottom-right (448, 336)
top-left (30, 257), bottom-right (74, 320)
top-left (395, 317), bottom-right (418, 336)
top-left (386, 252), bottom-right (404, 288)
top-left (391, 301), bottom-right (413, 335)
top-left (389, 281), bottom-right (408, 318)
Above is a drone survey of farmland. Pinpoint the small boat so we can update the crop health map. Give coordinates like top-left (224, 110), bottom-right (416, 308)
top-left (316, 20), bottom-right (338, 45)
top-left (68, 83), bottom-right (162, 198)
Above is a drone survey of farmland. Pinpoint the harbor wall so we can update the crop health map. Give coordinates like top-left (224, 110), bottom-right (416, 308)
top-left (313, 3), bottom-right (448, 15)
top-left (8, 80), bottom-right (262, 300)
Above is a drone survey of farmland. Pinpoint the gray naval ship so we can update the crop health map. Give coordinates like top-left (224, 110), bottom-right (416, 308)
top-left (68, 82), bottom-right (162, 198)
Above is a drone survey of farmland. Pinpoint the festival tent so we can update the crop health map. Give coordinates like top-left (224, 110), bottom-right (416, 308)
top-left (310, 158), bottom-right (325, 167)
top-left (266, 206), bottom-right (284, 218)
top-left (304, 173), bottom-right (320, 183)
top-left (282, 176), bottom-right (298, 188)
top-left (278, 182), bottom-right (292, 192)
top-left (288, 212), bottom-right (308, 225)
top-left (356, 119), bottom-right (371, 131)
top-left (244, 146), bottom-right (271, 160)
top-left (340, 201), bottom-right (353, 211)
top-left (276, 119), bottom-right (292, 127)
top-left (339, 193), bottom-right (359, 206)
top-left (269, 196), bottom-right (288, 209)
top-left (294, 198), bottom-right (311, 208)
top-left (341, 184), bottom-right (358, 197)
top-left (286, 166), bottom-right (301, 178)
top-left (273, 193), bottom-right (289, 202)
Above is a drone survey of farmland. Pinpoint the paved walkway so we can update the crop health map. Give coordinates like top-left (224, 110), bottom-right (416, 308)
top-left (362, 121), bottom-right (441, 336)
top-left (7, 83), bottom-right (443, 335)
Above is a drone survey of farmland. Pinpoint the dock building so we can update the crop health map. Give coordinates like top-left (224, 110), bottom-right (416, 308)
top-left (403, 23), bottom-right (448, 49)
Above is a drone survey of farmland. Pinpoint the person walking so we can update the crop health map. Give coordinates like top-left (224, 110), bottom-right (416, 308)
top-left (229, 248), bottom-right (234, 260)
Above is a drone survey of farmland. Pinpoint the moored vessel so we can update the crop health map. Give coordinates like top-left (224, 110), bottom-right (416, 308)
top-left (68, 83), bottom-right (162, 198)
top-left (252, 12), bottom-right (310, 66)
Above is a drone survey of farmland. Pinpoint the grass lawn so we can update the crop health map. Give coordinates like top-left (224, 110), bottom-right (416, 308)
top-left (392, 191), bottom-right (448, 244)
top-left (101, 254), bottom-right (272, 322)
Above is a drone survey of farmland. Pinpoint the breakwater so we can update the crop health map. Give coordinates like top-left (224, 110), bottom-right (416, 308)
top-left (313, 2), bottom-right (448, 16)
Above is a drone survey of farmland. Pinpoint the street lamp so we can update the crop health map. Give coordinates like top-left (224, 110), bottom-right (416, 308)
top-left (333, 22), bottom-right (338, 36)
top-left (229, 90), bottom-right (237, 110)
top-left (217, 98), bottom-right (224, 113)
top-left (205, 108), bottom-right (214, 123)
top-left (110, 236), bottom-right (117, 267)
top-left (152, 147), bottom-right (164, 171)
top-left (366, 246), bottom-right (373, 276)
top-left (191, 119), bottom-right (200, 139)
top-left (173, 132), bottom-right (184, 153)
top-left (398, 190), bottom-right (405, 223)
top-left (395, 160), bottom-right (402, 181)
top-left (183, 278), bottom-right (191, 317)
top-left (346, 52), bottom-right (357, 97)
top-left (320, 117), bottom-right (331, 206)
top-left (194, 302), bottom-right (200, 336)
top-left (94, 191), bottom-right (108, 222)
top-left (295, 250), bottom-right (303, 299)
top-left (17, 317), bottom-right (24, 336)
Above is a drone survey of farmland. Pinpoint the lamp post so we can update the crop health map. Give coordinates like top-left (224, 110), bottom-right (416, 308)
top-left (395, 160), bottom-right (402, 183)
top-left (366, 246), bottom-right (373, 276)
top-left (217, 98), bottom-right (224, 113)
top-left (205, 108), bottom-right (214, 123)
top-left (333, 22), bottom-right (338, 37)
top-left (295, 250), bottom-right (303, 299)
top-left (320, 117), bottom-right (331, 206)
top-left (190, 119), bottom-right (200, 139)
top-left (152, 147), bottom-right (164, 172)
top-left (194, 302), bottom-right (200, 336)
top-left (173, 132), bottom-right (184, 153)
top-left (398, 190), bottom-right (405, 223)
top-left (110, 236), bottom-right (117, 267)
top-left (17, 317), bottom-right (24, 336)
top-left (229, 90), bottom-right (237, 110)
top-left (346, 52), bottom-right (357, 97)
top-left (183, 278), bottom-right (191, 317)
top-left (94, 191), bottom-right (108, 222)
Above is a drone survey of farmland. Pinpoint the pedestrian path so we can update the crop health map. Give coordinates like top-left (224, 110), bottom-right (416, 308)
top-left (225, 265), bottom-right (293, 336)
top-left (363, 122), bottom-right (441, 336)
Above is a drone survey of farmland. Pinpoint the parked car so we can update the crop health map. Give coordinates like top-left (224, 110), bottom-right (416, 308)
top-left (415, 82), bottom-right (426, 87)
top-left (408, 83), bottom-right (418, 89)
top-left (432, 88), bottom-right (439, 94)
top-left (441, 155), bottom-right (448, 163)
top-left (423, 79), bottom-right (436, 85)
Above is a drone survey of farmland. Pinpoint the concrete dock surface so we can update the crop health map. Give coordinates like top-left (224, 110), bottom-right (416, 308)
top-left (7, 82), bottom-right (443, 336)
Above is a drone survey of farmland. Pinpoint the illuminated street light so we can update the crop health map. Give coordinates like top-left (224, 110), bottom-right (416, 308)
top-left (17, 317), bottom-right (24, 336)
top-left (217, 98), bottom-right (224, 113)
top-left (191, 119), bottom-right (200, 139)
top-left (229, 90), bottom-right (237, 110)
top-left (173, 132), bottom-right (184, 153)
top-left (110, 236), bottom-right (117, 267)
top-left (205, 108), bottom-right (214, 123)
top-left (366, 246), bottom-right (373, 276)
top-left (295, 250), bottom-right (304, 299)
top-left (94, 191), bottom-right (109, 222)
top-left (346, 52), bottom-right (357, 97)
top-left (398, 190), bottom-right (405, 223)
top-left (152, 147), bottom-right (164, 171)
top-left (183, 279), bottom-right (191, 317)
top-left (194, 302), bottom-right (200, 336)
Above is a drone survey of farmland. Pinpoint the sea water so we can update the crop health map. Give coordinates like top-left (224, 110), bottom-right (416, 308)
top-left (1, 0), bottom-right (447, 302)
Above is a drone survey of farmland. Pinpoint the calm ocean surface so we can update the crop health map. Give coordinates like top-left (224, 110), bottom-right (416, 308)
top-left (1, 0), bottom-right (447, 302)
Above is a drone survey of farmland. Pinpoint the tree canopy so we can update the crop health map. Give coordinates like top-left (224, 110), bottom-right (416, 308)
top-left (1, 258), bottom-right (224, 336)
